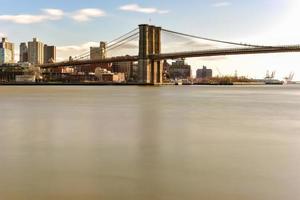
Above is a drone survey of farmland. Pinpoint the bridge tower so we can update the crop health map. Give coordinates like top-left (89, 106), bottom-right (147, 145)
top-left (138, 24), bottom-right (163, 85)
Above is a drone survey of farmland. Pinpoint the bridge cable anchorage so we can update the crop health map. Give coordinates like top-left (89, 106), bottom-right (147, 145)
top-left (162, 29), bottom-right (274, 48)
top-left (72, 31), bottom-right (139, 61)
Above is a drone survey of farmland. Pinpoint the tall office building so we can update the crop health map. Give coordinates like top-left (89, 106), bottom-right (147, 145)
top-left (90, 41), bottom-right (106, 60)
top-left (28, 38), bottom-right (44, 65)
top-left (19, 42), bottom-right (28, 62)
top-left (0, 37), bottom-right (14, 64)
top-left (44, 45), bottom-right (56, 63)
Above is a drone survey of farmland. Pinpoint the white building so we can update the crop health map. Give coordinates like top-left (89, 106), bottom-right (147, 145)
top-left (0, 38), bottom-right (14, 64)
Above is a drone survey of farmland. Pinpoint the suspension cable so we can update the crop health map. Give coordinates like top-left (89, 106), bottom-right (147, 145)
top-left (162, 29), bottom-right (272, 48)
top-left (106, 35), bottom-right (139, 52)
top-left (107, 32), bottom-right (139, 50)
top-left (75, 32), bottom-right (139, 60)
top-left (70, 28), bottom-right (139, 61)
top-left (107, 28), bottom-right (139, 45)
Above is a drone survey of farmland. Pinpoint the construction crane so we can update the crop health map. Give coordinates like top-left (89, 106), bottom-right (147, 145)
top-left (284, 72), bottom-right (295, 84)
top-left (216, 67), bottom-right (223, 77)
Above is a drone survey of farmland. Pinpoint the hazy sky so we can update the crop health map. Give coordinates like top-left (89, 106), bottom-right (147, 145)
top-left (1, 0), bottom-right (300, 80)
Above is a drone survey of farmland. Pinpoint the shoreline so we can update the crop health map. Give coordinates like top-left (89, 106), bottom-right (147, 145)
top-left (0, 82), bottom-right (295, 86)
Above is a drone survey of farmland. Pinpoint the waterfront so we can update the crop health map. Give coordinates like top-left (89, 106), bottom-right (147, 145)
top-left (0, 85), bottom-right (300, 200)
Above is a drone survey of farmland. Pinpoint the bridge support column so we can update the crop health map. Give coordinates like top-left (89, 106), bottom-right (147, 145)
top-left (138, 24), bottom-right (162, 85)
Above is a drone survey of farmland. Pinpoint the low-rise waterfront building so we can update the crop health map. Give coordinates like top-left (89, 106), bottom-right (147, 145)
top-left (111, 60), bottom-right (133, 81)
top-left (15, 75), bottom-right (36, 83)
top-left (95, 67), bottom-right (125, 83)
top-left (196, 66), bottom-right (213, 79)
top-left (169, 59), bottom-right (191, 80)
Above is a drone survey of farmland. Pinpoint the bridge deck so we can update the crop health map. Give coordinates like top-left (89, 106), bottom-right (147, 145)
top-left (40, 45), bottom-right (300, 68)
top-left (32, 45), bottom-right (300, 68)
top-left (152, 45), bottom-right (300, 60)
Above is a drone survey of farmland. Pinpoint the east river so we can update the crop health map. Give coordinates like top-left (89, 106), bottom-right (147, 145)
top-left (0, 85), bottom-right (300, 200)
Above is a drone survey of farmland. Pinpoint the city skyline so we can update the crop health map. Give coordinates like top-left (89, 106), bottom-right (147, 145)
top-left (1, 0), bottom-right (300, 79)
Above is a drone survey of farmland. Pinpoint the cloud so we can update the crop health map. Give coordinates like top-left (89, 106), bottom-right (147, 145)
top-left (0, 8), bottom-right (105, 24)
top-left (71, 9), bottom-right (106, 22)
top-left (56, 42), bottom-right (99, 61)
top-left (43, 9), bottom-right (64, 20)
top-left (57, 42), bottom-right (99, 52)
top-left (120, 4), bottom-right (169, 14)
top-left (0, 9), bottom-right (64, 24)
top-left (0, 14), bottom-right (47, 24)
top-left (0, 32), bottom-right (6, 37)
top-left (211, 2), bottom-right (231, 7)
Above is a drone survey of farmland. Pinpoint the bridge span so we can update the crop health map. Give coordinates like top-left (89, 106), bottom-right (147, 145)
top-left (151, 45), bottom-right (300, 60)
top-left (40, 45), bottom-right (300, 68)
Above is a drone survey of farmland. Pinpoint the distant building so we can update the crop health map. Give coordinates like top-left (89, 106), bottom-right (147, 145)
top-left (111, 59), bottom-right (133, 81)
top-left (19, 42), bottom-right (28, 62)
top-left (95, 67), bottom-right (125, 83)
top-left (18, 62), bottom-right (32, 68)
top-left (102, 73), bottom-right (125, 83)
top-left (169, 59), bottom-right (191, 80)
top-left (0, 37), bottom-right (14, 64)
top-left (15, 75), bottom-right (36, 83)
top-left (44, 45), bottom-right (56, 63)
top-left (90, 41), bottom-right (106, 60)
top-left (28, 38), bottom-right (44, 65)
top-left (131, 63), bottom-right (139, 81)
top-left (163, 60), bottom-right (170, 72)
top-left (46, 66), bottom-right (74, 74)
top-left (196, 66), bottom-right (213, 79)
top-left (163, 60), bottom-right (171, 80)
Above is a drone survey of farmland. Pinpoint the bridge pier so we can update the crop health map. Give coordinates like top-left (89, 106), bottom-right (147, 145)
top-left (138, 24), bottom-right (162, 85)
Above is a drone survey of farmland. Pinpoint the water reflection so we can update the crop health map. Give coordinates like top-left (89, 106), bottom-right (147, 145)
top-left (0, 85), bottom-right (300, 200)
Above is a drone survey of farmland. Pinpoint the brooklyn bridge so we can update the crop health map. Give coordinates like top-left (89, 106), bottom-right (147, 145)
top-left (39, 24), bottom-right (300, 85)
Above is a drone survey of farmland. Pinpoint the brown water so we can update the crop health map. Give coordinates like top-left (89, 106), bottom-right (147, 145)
top-left (0, 85), bottom-right (300, 200)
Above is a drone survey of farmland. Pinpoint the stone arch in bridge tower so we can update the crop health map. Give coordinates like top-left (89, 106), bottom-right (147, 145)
top-left (138, 24), bottom-right (162, 85)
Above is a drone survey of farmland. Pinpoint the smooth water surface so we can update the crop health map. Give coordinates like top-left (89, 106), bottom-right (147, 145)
top-left (0, 85), bottom-right (300, 200)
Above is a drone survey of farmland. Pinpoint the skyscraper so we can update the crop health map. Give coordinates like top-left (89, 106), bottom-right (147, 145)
top-left (0, 37), bottom-right (14, 64)
top-left (44, 45), bottom-right (56, 63)
top-left (19, 42), bottom-right (28, 62)
top-left (28, 38), bottom-right (44, 65)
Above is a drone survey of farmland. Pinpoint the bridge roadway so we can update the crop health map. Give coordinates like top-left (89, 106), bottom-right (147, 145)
top-left (39, 45), bottom-right (300, 68)
top-left (151, 45), bottom-right (300, 60)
